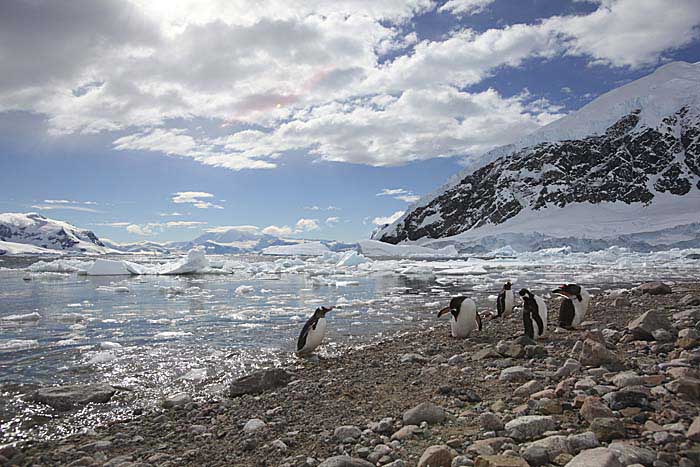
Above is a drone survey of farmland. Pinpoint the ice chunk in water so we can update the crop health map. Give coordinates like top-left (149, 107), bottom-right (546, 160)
top-left (1, 312), bottom-right (41, 322)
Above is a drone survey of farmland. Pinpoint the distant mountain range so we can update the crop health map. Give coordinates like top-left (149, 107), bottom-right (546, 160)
top-left (375, 61), bottom-right (700, 252)
top-left (0, 213), bottom-right (355, 256)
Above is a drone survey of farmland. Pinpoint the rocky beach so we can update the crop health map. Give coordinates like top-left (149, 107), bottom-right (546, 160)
top-left (3, 280), bottom-right (699, 467)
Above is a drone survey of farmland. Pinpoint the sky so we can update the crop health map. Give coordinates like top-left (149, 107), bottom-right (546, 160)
top-left (1, 0), bottom-right (699, 243)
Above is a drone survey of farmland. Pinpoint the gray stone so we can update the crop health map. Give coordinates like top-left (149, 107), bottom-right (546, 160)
top-left (590, 418), bottom-right (626, 442)
top-left (567, 431), bottom-right (599, 454)
top-left (448, 354), bottom-right (466, 366)
top-left (566, 448), bottom-right (623, 467)
top-left (579, 339), bottom-right (623, 370)
top-left (334, 425), bottom-right (362, 441)
top-left (451, 455), bottom-right (472, 467)
top-left (687, 416), bottom-right (700, 442)
top-left (400, 353), bottom-right (428, 363)
top-left (31, 383), bottom-right (116, 411)
top-left (391, 425), bottom-right (419, 441)
top-left (418, 445), bottom-right (456, 467)
top-left (403, 402), bottom-right (446, 425)
top-left (608, 442), bottom-right (655, 466)
top-left (522, 435), bottom-right (569, 465)
top-left (680, 294), bottom-right (700, 306)
top-left (514, 380), bottom-right (543, 396)
top-left (603, 388), bottom-right (651, 409)
top-left (499, 366), bottom-right (534, 382)
top-left (473, 455), bottom-right (529, 467)
top-left (612, 371), bottom-right (644, 388)
top-left (627, 310), bottom-right (675, 341)
top-left (318, 456), bottom-right (374, 467)
top-left (579, 396), bottom-right (613, 422)
top-left (504, 416), bottom-right (557, 441)
top-left (638, 282), bottom-right (672, 295)
top-left (162, 392), bottom-right (191, 409)
top-left (227, 368), bottom-right (293, 397)
top-left (243, 418), bottom-right (266, 433)
top-left (479, 412), bottom-right (504, 431)
top-left (496, 341), bottom-right (525, 359)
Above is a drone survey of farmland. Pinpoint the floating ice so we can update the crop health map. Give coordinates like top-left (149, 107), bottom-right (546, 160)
top-left (181, 368), bottom-right (207, 381)
top-left (157, 246), bottom-right (209, 274)
top-left (85, 259), bottom-right (139, 276)
top-left (336, 251), bottom-right (370, 267)
top-left (87, 350), bottom-right (116, 364)
top-left (235, 285), bottom-right (255, 295)
top-left (1, 312), bottom-right (41, 322)
top-left (0, 339), bottom-right (39, 352)
top-left (100, 341), bottom-right (123, 350)
top-left (262, 241), bottom-right (332, 256)
top-left (154, 331), bottom-right (193, 339)
top-left (359, 240), bottom-right (459, 258)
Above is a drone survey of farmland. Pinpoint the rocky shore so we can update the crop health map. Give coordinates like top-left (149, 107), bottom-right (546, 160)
top-left (4, 281), bottom-right (700, 467)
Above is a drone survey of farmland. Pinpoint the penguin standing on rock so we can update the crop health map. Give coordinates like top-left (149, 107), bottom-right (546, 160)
top-left (496, 281), bottom-right (514, 317)
top-left (297, 306), bottom-right (333, 354)
top-left (552, 284), bottom-right (590, 328)
top-left (518, 288), bottom-right (548, 340)
top-left (438, 297), bottom-right (482, 338)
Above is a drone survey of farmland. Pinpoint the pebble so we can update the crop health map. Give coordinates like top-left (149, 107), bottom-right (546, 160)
top-left (417, 445), bottom-right (455, 467)
top-left (504, 416), bottom-right (557, 441)
top-left (499, 366), bottom-right (534, 382)
top-left (243, 418), bottom-right (266, 433)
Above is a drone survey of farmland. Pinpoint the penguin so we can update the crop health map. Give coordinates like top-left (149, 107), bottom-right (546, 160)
top-left (496, 281), bottom-right (514, 317)
top-left (437, 297), bottom-right (482, 338)
top-left (518, 288), bottom-right (548, 340)
top-left (552, 284), bottom-right (590, 328)
top-left (296, 306), bottom-right (333, 354)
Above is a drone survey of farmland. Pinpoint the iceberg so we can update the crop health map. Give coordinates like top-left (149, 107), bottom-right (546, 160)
top-left (262, 241), bottom-right (331, 256)
top-left (358, 240), bottom-right (459, 258)
top-left (86, 259), bottom-right (139, 276)
top-left (335, 251), bottom-right (370, 267)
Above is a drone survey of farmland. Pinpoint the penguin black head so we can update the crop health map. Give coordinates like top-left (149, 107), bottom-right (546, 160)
top-left (503, 281), bottom-right (512, 290)
top-left (437, 297), bottom-right (465, 318)
top-left (518, 288), bottom-right (533, 299)
top-left (552, 284), bottom-right (582, 300)
top-left (315, 306), bottom-right (334, 317)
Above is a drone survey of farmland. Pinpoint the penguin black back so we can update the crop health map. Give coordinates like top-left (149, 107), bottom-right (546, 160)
top-left (296, 307), bottom-right (330, 352)
top-left (519, 288), bottom-right (544, 340)
top-left (496, 281), bottom-right (511, 317)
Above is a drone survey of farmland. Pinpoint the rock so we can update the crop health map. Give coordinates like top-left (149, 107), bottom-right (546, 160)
top-left (679, 294), bottom-right (700, 306)
top-left (451, 456), bottom-right (472, 467)
top-left (472, 348), bottom-right (501, 361)
top-left (666, 377), bottom-right (700, 400)
top-left (612, 371), bottom-right (644, 388)
top-left (31, 383), bottom-right (116, 411)
top-left (522, 435), bottom-right (569, 465)
top-left (553, 453), bottom-right (573, 466)
top-left (499, 366), bottom-right (534, 382)
top-left (613, 297), bottom-right (631, 308)
top-left (627, 310), bottom-right (675, 341)
top-left (638, 282), bottom-right (672, 295)
top-left (504, 415), bottom-right (557, 441)
top-left (467, 438), bottom-right (514, 457)
top-left (334, 426), bottom-right (362, 441)
top-left (391, 425), bottom-right (419, 441)
top-left (603, 388), bottom-right (650, 409)
top-left (474, 455), bottom-right (529, 467)
top-left (555, 359), bottom-right (581, 378)
top-left (677, 328), bottom-right (700, 349)
top-left (374, 417), bottom-right (394, 434)
top-left (403, 402), bottom-right (446, 425)
top-left (687, 416), bottom-right (700, 442)
top-left (227, 368), bottom-right (293, 397)
top-left (580, 396), bottom-right (614, 422)
top-left (567, 432), bottom-right (599, 454)
top-left (607, 442), bottom-right (655, 466)
top-left (566, 448), bottom-right (623, 467)
top-left (401, 353), bottom-right (429, 363)
top-left (579, 339), bottom-right (623, 370)
top-left (532, 398), bottom-right (561, 415)
top-left (243, 418), bottom-right (266, 433)
top-left (318, 456), bottom-right (374, 467)
top-left (590, 418), bottom-right (626, 442)
top-left (479, 412), bottom-right (504, 431)
top-left (514, 380), bottom-right (543, 397)
top-left (496, 341), bottom-right (524, 358)
top-left (524, 345), bottom-right (547, 359)
top-left (384, 461), bottom-right (406, 467)
top-left (417, 445), bottom-right (455, 467)
top-left (271, 439), bottom-right (288, 452)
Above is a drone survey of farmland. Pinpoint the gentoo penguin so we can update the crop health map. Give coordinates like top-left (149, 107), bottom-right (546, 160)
top-left (518, 288), bottom-right (548, 340)
top-left (496, 281), bottom-right (514, 317)
top-left (437, 297), bottom-right (482, 338)
top-left (296, 306), bottom-right (333, 354)
top-left (552, 284), bottom-right (590, 328)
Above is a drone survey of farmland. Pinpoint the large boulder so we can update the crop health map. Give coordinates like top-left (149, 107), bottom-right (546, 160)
top-left (499, 366), bottom-right (534, 382)
top-left (417, 445), bottom-right (455, 467)
top-left (504, 416), bottom-right (557, 441)
top-left (579, 397), bottom-right (613, 422)
top-left (522, 435), bottom-right (569, 466)
top-left (403, 402), bottom-right (446, 425)
top-left (638, 282), bottom-right (671, 295)
top-left (627, 310), bottom-right (675, 341)
top-left (227, 368), bottom-right (294, 398)
top-left (590, 418), bottom-right (626, 442)
top-left (31, 384), bottom-right (116, 411)
top-left (607, 442), bottom-right (655, 466)
top-left (566, 448), bottom-right (623, 467)
top-left (579, 339), bottom-right (623, 370)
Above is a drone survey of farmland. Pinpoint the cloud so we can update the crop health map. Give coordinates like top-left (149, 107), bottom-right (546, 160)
top-left (31, 204), bottom-right (100, 213)
top-left (304, 205), bottom-right (340, 211)
top-left (127, 224), bottom-right (154, 236)
top-left (117, 220), bottom-right (207, 235)
top-left (205, 225), bottom-right (260, 234)
top-left (295, 218), bottom-right (320, 232)
top-left (95, 221), bottom-right (132, 227)
top-left (377, 188), bottom-right (421, 203)
top-left (171, 191), bottom-right (224, 209)
top-left (438, 0), bottom-right (496, 16)
top-left (159, 212), bottom-right (185, 217)
top-left (262, 225), bottom-right (294, 236)
top-left (164, 221), bottom-right (207, 228)
top-left (325, 216), bottom-right (340, 226)
top-left (372, 210), bottom-right (405, 226)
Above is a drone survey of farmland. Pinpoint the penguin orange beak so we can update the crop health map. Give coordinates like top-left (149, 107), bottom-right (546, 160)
top-left (437, 307), bottom-right (452, 318)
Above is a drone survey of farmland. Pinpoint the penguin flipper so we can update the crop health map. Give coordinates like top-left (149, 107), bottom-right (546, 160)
top-left (559, 300), bottom-right (575, 329)
top-left (532, 307), bottom-right (545, 337)
top-left (496, 292), bottom-right (505, 317)
top-left (296, 316), bottom-right (316, 351)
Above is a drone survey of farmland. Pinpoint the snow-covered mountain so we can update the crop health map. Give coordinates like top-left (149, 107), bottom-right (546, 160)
top-left (0, 213), bottom-right (110, 255)
top-left (99, 239), bottom-right (171, 254)
top-left (375, 61), bottom-right (700, 253)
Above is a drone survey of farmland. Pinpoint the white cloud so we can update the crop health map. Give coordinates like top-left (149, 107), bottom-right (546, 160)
top-left (325, 216), bottom-right (340, 226)
top-left (95, 221), bottom-right (132, 227)
top-left (205, 225), bottom-right (260, 234)
top-left (395, 194), bottom-right (421, 203)
top-left (295, 218), bottom-right (320, 232)
top-left (31, 204), bottom-right (100, 213)
top-left (164, 221), bottom-right (207, 228)
top-left (127, 224), bottom-right (155, 236)
top-left (262, 225), bottom-right (294, 236)
top-left (372, 210), bottom-right (405, 226)
top-left (159, 211), bottom-right (185, 217)
top-left (438, 0), bottom-right (495, 16)
top-left (304, 205), bottom-right (340, 211)
top-left (377, 188), bottom-right (421, 203)
top-left (171, 191), bottom-right (224, 209)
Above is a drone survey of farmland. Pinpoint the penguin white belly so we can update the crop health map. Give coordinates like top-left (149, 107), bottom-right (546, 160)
top-left (303, 318), bottom-right (327, 352)
top-left (571, 290), bottom-right (590, 327)
top-left (534, 296), bottom-right (548, 339)
top-left (451, 300), bottom-right (478, 338)
top-left (504, 290), bottom-right (514, 315)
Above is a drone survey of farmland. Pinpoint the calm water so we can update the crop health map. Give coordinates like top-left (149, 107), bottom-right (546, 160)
top-left (1, 250), bottom-right (699, 442)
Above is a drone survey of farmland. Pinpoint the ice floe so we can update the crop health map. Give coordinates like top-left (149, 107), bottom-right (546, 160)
top-left (358, 240), bottom-right (459, 258)
top-left (1, 312), bottom-right (41, 322)
top-left (262, 241), bottom-right (331, 256)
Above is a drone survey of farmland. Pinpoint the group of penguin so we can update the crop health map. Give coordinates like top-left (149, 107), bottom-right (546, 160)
top-left (296, 282), bottom-right (590, 354)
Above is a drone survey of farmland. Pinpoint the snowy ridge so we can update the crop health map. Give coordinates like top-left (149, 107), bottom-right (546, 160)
top-left (376, 61), bottom-right (700, 252)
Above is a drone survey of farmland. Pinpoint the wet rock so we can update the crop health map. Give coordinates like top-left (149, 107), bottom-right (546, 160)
top-left (566, 447), bottom-right (623, 467)
top-left (391, 425), bottom-right (419, 441)
top-left (417, 445), bottom-right (455, 467)
top-left (627, 310), bottom-right (675, 341)
top-left (499, 366), bottom-right (533, 382)
top-left (522, 435), bottom-right (569, 466)
top-left (334, 426), bottom-right (362, 441)
top-left (579, 339), bottom-right (623, 370)
top-left (318, 456), bottom-right (374, 467)
top-left (243, 418), bottom-right (266, 433)
top-left (590, 417), bottom-right (626, 442)
top-left (687, 416), bottom-right (700, 442)
top-left (403, 402), bottom-right (446, 425)
top-left (479, 412), bottom-right (504, 431)
top-left (504, 415), bottom-right (557, 441)
top-left (638, 282), bottom-right (672, 295)
top-left (227, 368), bottom-right (294, 398)
top-left (31, 383), bottom-right (116, 411)
top-left (473, 455), bottom-right (529, 467)
top-left (580, 396), bottom-right (614, 422)
top-left (607, 442), bottom-right (655, 466)
top-left (567, 432), bottom-right (599, 454)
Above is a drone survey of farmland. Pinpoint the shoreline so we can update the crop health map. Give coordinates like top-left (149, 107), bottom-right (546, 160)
top-left (5, 281), bottom-right (700, 467)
